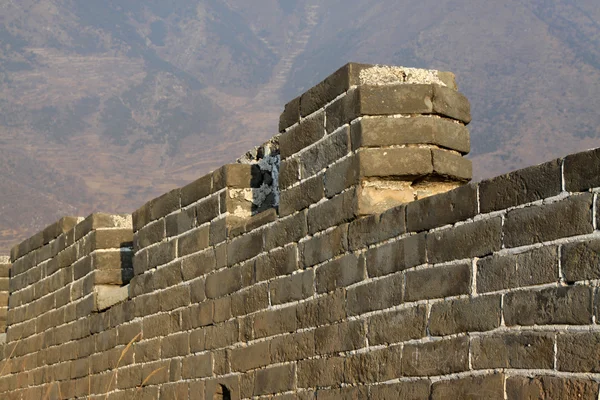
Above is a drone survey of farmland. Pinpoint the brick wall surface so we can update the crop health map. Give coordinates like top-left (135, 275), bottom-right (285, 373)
top-left (1, 63), bottom-right (599, 399)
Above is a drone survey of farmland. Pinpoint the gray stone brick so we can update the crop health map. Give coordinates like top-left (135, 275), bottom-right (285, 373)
top-left (177, 226), bottom-right (209, 257)
top-left (348, 205), bottom-right (406, 251)
top-left (364, 233), bottom-right (425, 278)
top-left (181, 173), bottom-right (213, 207)
top-left (564, 148), bottom-right (600, 192)
top-left (432, 148), bottom-right (472, 180)
top-left (279, 175), bottom-right (324, 217)
top-left (300, 224), bottom-right (348, 268)
top-left (506, 375), bottom-right (599, 400)
top-left (477, 246), bottom-right (558, 292)
top-left (427, 217), bottom-right (502, 263)
top-left (402, 336), bottom-right (469, 376)
top-left (324, 155), bottom-right (360, 197)
top-left (279, 112), bottom-right (325, 159)
top-left (471, 332), bottom-right (554, 369)
top-left (367, 305), bottom-right (427, 345)
top-left (405, 263), bottom-right (471, 301)
top-left (479, 159), bottom-right (562, 213)
top-left (359, 84), bottom-right (434, 116)
top-left (431, 84), bottom-right (471, 123)
top-left (255, 244), bottom-right (298, 282)
top-left (269, 269), bottom-right (314, 305)
top-left (300, 126), bottom-right (350, 179)
top-left (227, 229), bottom-right (263, 265)
top-left (429, 295), bottom-right (501, 336)
top-left (351, 115), bottom-right (470, 153)
top-left (432, 374), bottom-right (504, 400)
top-left (300, 62), bottom-right (371, 117)
top-left (406, 183), bottom-right (477, 232)
top-left (504, 194), bottom-right (593, 247)
top-left (315, 253), bottom-right (365, 294)
top-left (557, 332), bottom-right (600, 372)
top-left (307, 188), bottom-right (357, 235)
top-left (279, 96), bottom-right (300, 132)
top-left (150, 188), bottom-right (181, 221)
top-left (279, 157), bottom-right (300, 189)
top-left (562, 240), bottom-right (600, 282)
top-left (504, 286), bottom-right (593, 326)
top-left (264, 211), bottom-right (307, 251)
top-left (358, 147), bottom-right (433, 177)
top-left (346, 272), bottom-right (403, 315)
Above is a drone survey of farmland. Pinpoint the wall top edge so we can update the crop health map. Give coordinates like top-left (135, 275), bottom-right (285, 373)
top-left (278, 62), bottom-right (459, 132)
top-left (10, 212), bottom-right (131, 263)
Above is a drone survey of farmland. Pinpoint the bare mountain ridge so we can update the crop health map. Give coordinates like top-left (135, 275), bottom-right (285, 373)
top-left (0, 0), bottom-right (599, 252)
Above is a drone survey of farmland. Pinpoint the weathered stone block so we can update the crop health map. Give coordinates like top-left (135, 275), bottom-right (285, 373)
top-left (371, 381), bottom-right (431, 399)
top-left (431, 374), bottom-right (504, 400)
top-left (181, 173), bottom-right (213, 207)
top-left (557, 332), bottom-right (600, 372)
top-left (255, 244), bottom-right (298, 282)
top-left (253, 306), bottom-right (297, 339)
top-left (562, 240), bottom-right (600, 282)
top-left (205, 265), bottom-right (241, 299)
top-left (426, 217), bottom-right (502, 263)
top-left (300, 224), bottom-right (348, 268)
top-left (269, 330), bottom-right (315, 364)
top-left (479, 159), bottom-right (562, 213)
top-left (279, 112), bottom-right (325, 159)
top-left (299, 126), bottom-right (350, 178)
top-left (195, 195), bottom-right (220, 226)
top-left (300, 62), bottom-right (371, 118)
top-left (177, 226), bottom-right (209, 257)
top-left (227, 229), bottom-right (263, 266)
top-left (297, 357), bottom-right (344, 388)
top-left (431, 84), bottom-right (471, 123)
top-left (323, 155), bottom-right (360, 197)
top-left (264, 211), bottom-right (307, 250)
top-left (279, 96), bottom-right (300, 132)
top-left (135, 219), bottom-right (165, 250)
top-left (404, 263), bottom-right (471, 301)
top-left (477, 246), bottom-right (558, 292)
top-left (367, 305), bottom-right (427, 345)
top-left (506, 376), bottom-right (599, 400)
top-left (348, 205), bottom-right (406, 251)
top-left (278, 157), bottom-right (300, 190)
top-left (279, 175), bottom-right (324, 217)
top-left (402, 336), bottom-right (469, 376)
top-left (351, 116), bottom-right (470, 153)
top-left (231, 341), bottom-right (270, 372)
top-left (431, 148), bottom-right (472, 180)
top-left (315, 253), bottom-right (365, 293)
top-left (346, 272), bottom-right (403, 315)
top-left (213, 163), bottom-right (253, 190)
top-left (296, 289), bottom-right (346, 329)
top-left (359, 84), bottom-right (434, 116)
top-left (314, 320), bottom-right (366, 355)
top-left (253, 364), bottom-right (295, 396)
top-left (149, 188), bottom-right (180, 221)
top-left (564, 148), bottom-right (600, 192)
top-left (307, 188), bottom-right (357, 234)
top-left (429, 295), bottom-right (501, 335)
top-left (269, 269), bottom-right (314, 305)
top-left (471, 332), bottom-right (554, 369)
top-left (358, 147), bottom-right (433, 177)
top-left (503, 193), bottom-right (593, 247)
top-left (504, 286), bottom-right (593, 326)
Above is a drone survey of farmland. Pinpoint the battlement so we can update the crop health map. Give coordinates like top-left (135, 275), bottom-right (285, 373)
top-left (1, 63), bottom-right (600, 399)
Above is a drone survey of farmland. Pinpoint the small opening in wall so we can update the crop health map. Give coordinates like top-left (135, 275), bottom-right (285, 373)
top-left (214, 384), bottom-right (231, 400)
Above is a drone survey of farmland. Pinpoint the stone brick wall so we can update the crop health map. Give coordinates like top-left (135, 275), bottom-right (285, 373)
top-left (1, 62), bottom-right (600, 399)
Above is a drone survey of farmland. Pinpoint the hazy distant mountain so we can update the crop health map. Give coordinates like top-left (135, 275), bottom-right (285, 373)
top-left (0, 0), bottom-right (599, 251)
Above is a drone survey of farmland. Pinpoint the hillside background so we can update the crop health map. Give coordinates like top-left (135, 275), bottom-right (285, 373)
top-left (0, 0), bottom-right (599, 251)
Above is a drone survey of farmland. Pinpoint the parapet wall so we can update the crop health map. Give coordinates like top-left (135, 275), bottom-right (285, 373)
top-left (1, 63), bottom-right (600, 399)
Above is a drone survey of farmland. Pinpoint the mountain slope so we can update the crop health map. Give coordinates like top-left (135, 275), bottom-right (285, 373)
top-left (0, 0), bottom-right (599, 251)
